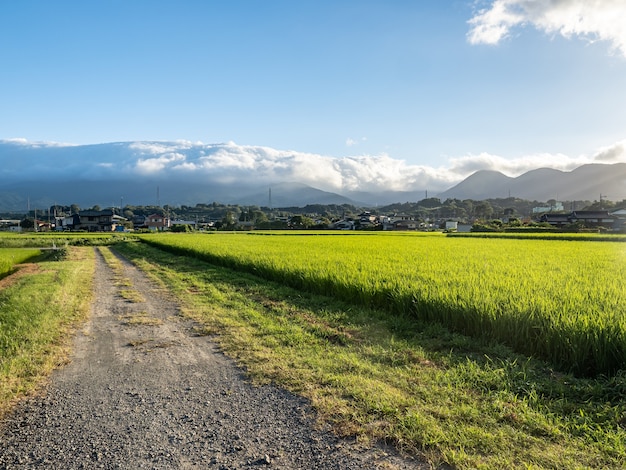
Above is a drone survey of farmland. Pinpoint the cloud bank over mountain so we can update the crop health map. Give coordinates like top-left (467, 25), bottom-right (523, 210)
top-left (2, 138), bottom-right (624, 197)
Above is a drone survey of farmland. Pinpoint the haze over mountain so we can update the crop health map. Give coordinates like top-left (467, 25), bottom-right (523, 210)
top-left (0, 139), bottom-right (625, 211)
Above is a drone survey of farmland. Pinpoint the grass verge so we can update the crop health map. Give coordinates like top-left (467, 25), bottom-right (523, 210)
top-left (114, 241), bottom-right (626, 469)
top-left (0, 247), bottom-right (95, 418)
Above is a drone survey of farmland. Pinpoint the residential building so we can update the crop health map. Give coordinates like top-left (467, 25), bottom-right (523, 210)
top-left (145, 213), bottom-right (171, 231)
top-left (539, 211), bottom-right (615, 229)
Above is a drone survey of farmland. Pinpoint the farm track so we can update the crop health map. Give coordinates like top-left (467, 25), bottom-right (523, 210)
top-left (0, 247), bottom-right (420, 469)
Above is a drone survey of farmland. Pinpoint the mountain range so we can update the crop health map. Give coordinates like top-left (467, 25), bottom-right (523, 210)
top-left (0, 140), bottom-right (624, 211)
top-left (439, 163), bottom-right (626, 202)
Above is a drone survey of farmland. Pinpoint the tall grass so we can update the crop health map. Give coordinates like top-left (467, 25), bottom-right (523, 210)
top-left (0, 233), bottom-right (133, 248)
top-left (0, 248), bottom-right (42, 279)
top-left (0, 247), bottom-right (94, 415)
top-left (139, 232), bottom-right (626, 376)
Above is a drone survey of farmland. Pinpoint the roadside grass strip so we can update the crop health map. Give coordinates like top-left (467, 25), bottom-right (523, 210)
top-left (0, 247), bottom-right (94, 417)
top-left (115, 241), bottom-right (626, 470)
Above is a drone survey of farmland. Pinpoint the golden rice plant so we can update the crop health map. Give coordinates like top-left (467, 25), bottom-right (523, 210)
top-left (139, 232), bottom-right (626, 376)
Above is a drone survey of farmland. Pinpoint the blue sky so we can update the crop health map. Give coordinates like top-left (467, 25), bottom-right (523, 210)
top-left (1, 0), bottom-right (625, 181)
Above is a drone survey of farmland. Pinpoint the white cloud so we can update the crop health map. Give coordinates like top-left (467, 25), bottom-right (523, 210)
top-left (468, 0), bottom-right (626, 58)
top-left (593, 139), bottom-right (626, 162)
top-left (134, 152), bottom-right (187, 174)
top-left (447, 151), bottom-right (590, 176)
top-left (1, 138), bottom-right (624, 195)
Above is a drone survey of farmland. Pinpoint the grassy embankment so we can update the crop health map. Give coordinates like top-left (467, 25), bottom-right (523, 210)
top-left (0, 246), bottom-right (95, 418)
top-left (115, 239), bottom-right (626, 469)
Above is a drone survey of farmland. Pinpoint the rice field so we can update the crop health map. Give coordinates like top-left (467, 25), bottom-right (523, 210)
top-left (0, 248), bottom-right (42, 279)
top-left (139, 232), bottom-right (626, 376)
top-left (0, 232), bottom-right (131, 248)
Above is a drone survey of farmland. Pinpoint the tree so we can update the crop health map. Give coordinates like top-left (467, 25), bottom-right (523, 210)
top-left (220, 211), bottom-right (236, 230)
top-left (462, 200), bottom-right (474, 218)
top-left (252, 210), bottom-right (268, 225)
top-left (171, 224), bottom-right (192, 232)
top-left (290, 215), bottom-right (314, 228)
top-left (474, 201), bottom-right (493, 220)
top-left (20, 218), bottom-right (34, 229)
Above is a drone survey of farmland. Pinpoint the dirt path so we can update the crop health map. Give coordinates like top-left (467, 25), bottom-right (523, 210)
top-left (0, 248), bottom-right (420, 469)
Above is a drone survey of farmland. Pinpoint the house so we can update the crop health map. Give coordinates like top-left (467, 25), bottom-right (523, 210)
top-left (532, 202), bottom-right (564, 214)
top-left (569, 211), bottom-right (615, 228)
top-left (0, 219), bottom-right (20, 232)
top-left (59, 210), bottom-right (127, 232)
top-left (132, 214), bottom-right (147, 228)
top-left (331, 220), bottom-right (355, 230)
top-left (609, 208), bottom-right (626, 231)
top-left (145, 213), bottom-right (171, 231)
top-left (539, 211), bottom-right (615, 229)
top-left (393, 220), bottom-right (418, 230)
top-left (357, 211), bottom-right (376, 227)
top-left (611, 208), bottom-right (626, 217)
top-left (538, 213), bottom-right (570, 227)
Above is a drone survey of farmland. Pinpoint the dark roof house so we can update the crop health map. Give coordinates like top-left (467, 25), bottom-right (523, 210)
top-left (539, 211), bottom-right (615, 228)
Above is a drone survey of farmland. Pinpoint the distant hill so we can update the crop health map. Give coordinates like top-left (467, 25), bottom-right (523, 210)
top-left (439, 163), bottom-right (626, 201)
top-left (235, 182), bottom-right (354, 207)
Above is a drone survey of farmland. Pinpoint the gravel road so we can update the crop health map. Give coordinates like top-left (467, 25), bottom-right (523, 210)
top-left (0, 248), bottom-right (422, 469)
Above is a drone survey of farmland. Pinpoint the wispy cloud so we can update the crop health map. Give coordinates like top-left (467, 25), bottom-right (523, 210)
top-left (345, 137), bottom-right (367, 147)
top-left (468, 0), bottom-right (626, 58)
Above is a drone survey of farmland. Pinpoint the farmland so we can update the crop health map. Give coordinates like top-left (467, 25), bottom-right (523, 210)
top-left (0, 248), bottom-right (42, 279)
top-left (1, 231), bottom-right (625, 467)
top-left (117, 235), bottom-right (626, 468)
top-left (140, 231), bottom-right (626, 376)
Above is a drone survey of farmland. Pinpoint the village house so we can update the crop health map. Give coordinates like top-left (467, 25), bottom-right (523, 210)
top-left (393, 219), bottom-right (418, 230)
top-left (357, 211), bottom-right (376, 228)
top-left (57, 209), bottom-right (127, 232)
top-left (539, 210), bottom-right (615, 229)
top-left (331, 220), bottom-right (355, 230)
top-left (145, 213), bottom-right (171, 231)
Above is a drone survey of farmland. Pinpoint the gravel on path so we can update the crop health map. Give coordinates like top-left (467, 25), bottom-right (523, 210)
top-left (0, 247), bottom-right (423, 469)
